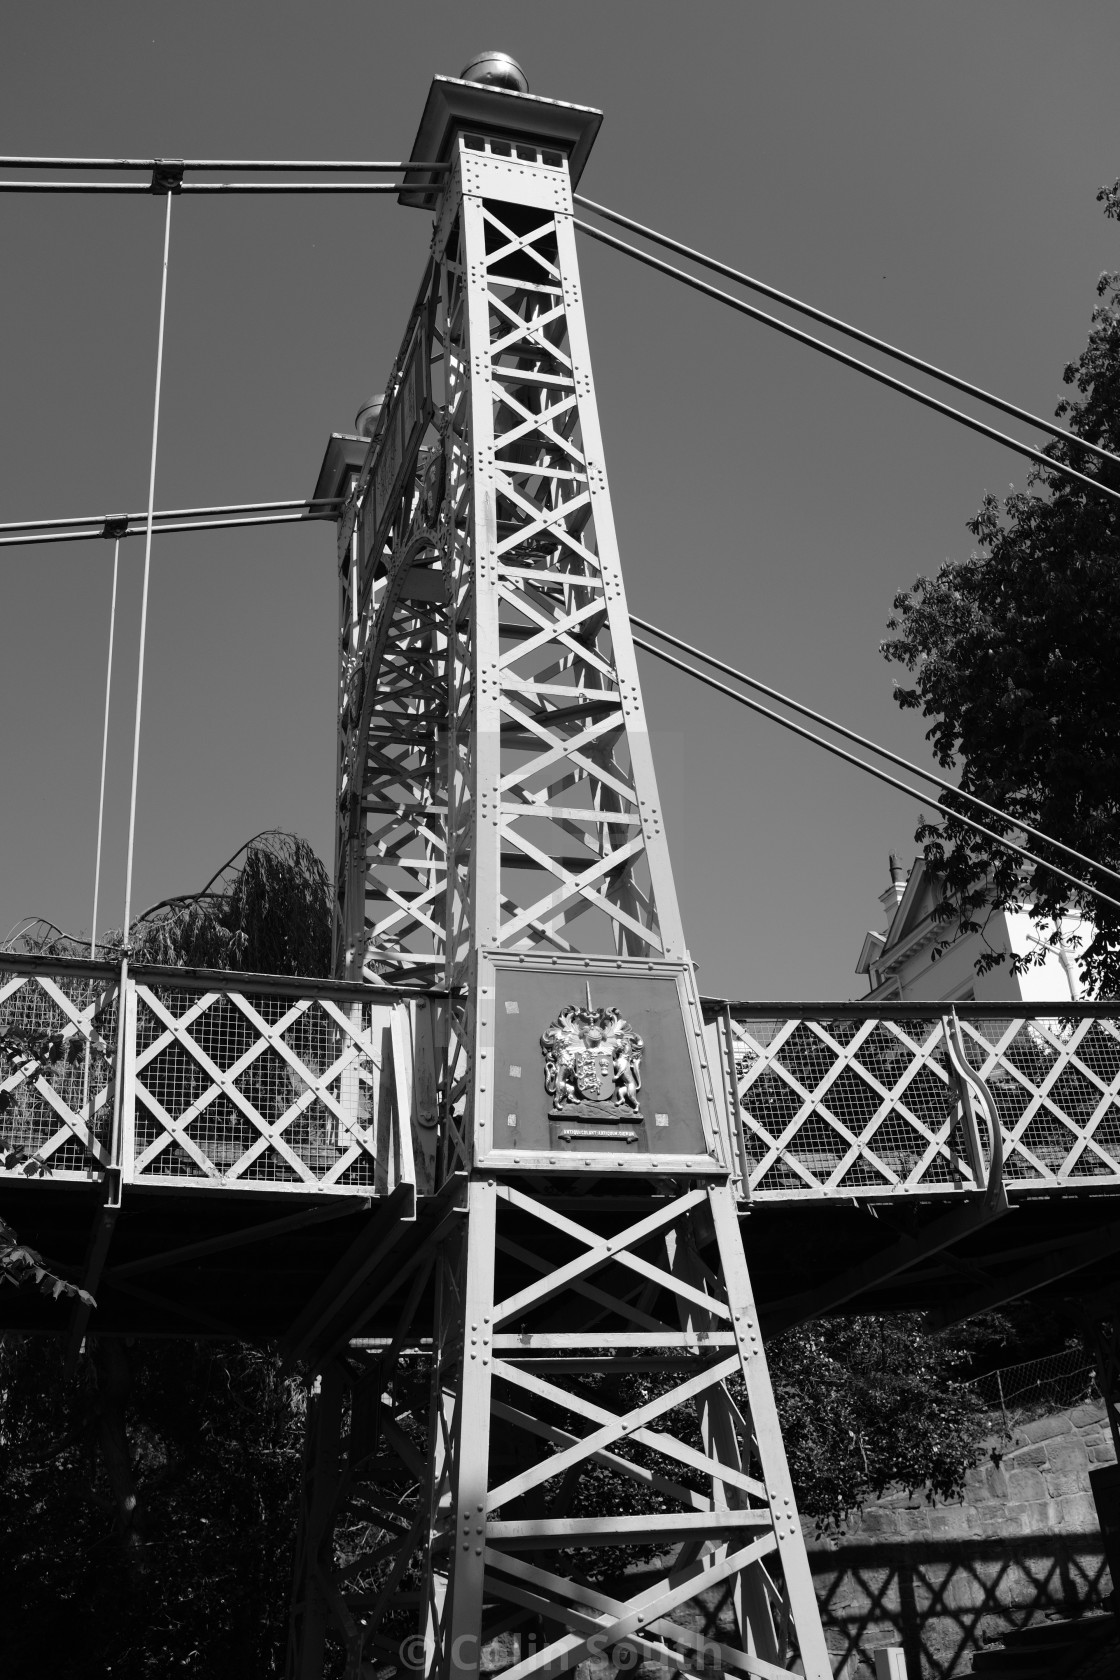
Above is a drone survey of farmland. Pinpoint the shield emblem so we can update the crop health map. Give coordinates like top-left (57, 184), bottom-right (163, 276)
top-left (573, 1048), bottom-right (610, 1101)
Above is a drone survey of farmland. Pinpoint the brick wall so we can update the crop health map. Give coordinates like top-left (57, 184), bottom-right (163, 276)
top-left (809, 1401), bottom-right (1117, 1678)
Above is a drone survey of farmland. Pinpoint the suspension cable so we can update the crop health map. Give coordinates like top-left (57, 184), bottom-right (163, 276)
top-left (632, 632), bottom-right (1120, 916)
top-left (0, 156), bottom-right (449, 171)
top-left (121, 193), bottom-right (172, 946)
top-left (0, 181), bottom-right (416, 194)
top-left (0, 497), bottom-right (342, 546)
top-left (89, 539), bottom-right (120, 960)
top-left (631, 614), bottom-right (1120, 893)
top-left (575, 219), bottom-right (1120, 510)
top-left (0, 513), bottom-right (329, 548)
top-left (0, 497), bottom-right (342, 530)
top-left (575, 194), bottom-right (1120, 477)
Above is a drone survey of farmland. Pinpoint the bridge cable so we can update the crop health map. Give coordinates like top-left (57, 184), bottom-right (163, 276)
top-left (0, 181), bottom-right (415, 194)
top-left (89, 538), bottom-right (120, 961)
top-left (575, 194), bottom-right (1120, 478)
top-left (0, 500), bottom-right (342, 549)
top-left (575, 218), bottom-right (1120, 510)
top-left (631, 614), bottom-right (1120, 894)
top-left (0, 497), bottom-right (342, 534)
top-left (121, 192), bottom-right (172, 946)
top-left (632, 630), bottom-right (1120, 916)
top-left (0, 155), bottom-right (449, 171)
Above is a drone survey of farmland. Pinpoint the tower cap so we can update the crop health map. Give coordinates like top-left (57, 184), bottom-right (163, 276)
top-left (399, 75), bottom-right (602, 210)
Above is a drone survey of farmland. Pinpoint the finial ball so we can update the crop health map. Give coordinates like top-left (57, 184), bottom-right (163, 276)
top-left (355, 393), bottom-right (385, 441)
top-left (459, 51), bottom-right (529, 93)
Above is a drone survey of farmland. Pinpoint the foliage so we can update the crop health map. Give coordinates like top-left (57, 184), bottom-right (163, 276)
top-left (0, 1007), bottom-right (108, 1301)
top-left (0, 1337), bottom-right (303, 1678)
top-left (882, 180), bottom-right (1120, 993)
top-left (768, 1314), bottom-right (990, 1532)
top-left (0, 831), bottom-right (330, 1677)
top-left (110, 830), bottom-right (332, 978)
top-left (4, 831), bottom-right (332, 980)
top-left (0, 1216), bottom-right (94, 1306)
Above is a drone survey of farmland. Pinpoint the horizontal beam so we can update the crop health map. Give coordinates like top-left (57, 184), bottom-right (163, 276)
top-left (105, 1198), bottom-right (369, 1279)
top-left (762, 1196), bottom-right (1008, 1335)
top-left (705, 997), bottom-right (1120, 1019)
top-left (0, 948), bottom-right (412, 1001)
top-left (929, 1219), bottom-right (1120, 1329)
top-left (484, 1509), bottom-right (771, 1549)
top-left (490, 1332), bottom-right (737, 1349)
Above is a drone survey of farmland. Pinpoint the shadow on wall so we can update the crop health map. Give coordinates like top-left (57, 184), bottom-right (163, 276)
top-left (806, 1397), bottom-right (1116, 1677)
top-left (812, 1532), bottom-right (1111, 1679)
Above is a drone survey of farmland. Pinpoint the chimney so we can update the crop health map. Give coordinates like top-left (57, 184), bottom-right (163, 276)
top-left (878, 853), bottom-right (907, 928)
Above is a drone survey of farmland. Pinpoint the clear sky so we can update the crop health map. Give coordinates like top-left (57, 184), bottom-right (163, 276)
top-left (1, 2), bottom-right (1118, 997)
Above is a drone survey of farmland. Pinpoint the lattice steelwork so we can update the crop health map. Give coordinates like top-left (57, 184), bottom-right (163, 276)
top-left (0, 964), bottom-right (118, 1178)
top-left (724, 1009), bottom-right (1120, 1200)
top-left (334, 262), bottom-right (448, 986)
top-left (299, 76), bottom-right (832, 1680)
top-left (436, 142), bottom-right (682, 977)
top-left (335, 137), bottom-right (682, 991)
top-left (0, 959), bottom-right (424, 1199)
top-left (128, 983), bottom-right (415, 1193)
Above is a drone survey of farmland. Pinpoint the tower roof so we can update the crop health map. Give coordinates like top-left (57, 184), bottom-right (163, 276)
top-left (399, 75), bottom-right (603, 210)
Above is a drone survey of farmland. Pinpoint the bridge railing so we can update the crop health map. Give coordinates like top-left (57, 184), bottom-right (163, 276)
top-left (708, 1001), bottom-right (1120, 1202)
top-left (0, 956), bottom-right (433, 1200)
top-left (9, 962), bottom-right (1120, 1205)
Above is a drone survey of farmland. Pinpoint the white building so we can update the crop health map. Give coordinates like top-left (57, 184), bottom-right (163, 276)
top-left (855, 854), bottom-right (1087, 1003)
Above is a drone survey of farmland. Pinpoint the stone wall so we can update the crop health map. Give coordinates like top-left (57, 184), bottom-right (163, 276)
top-left (809, 1401), bottom-right (1117, 1678)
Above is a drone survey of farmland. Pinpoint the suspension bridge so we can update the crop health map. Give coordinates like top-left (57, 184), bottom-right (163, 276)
top-left (2, 54), bottom-right (1119, 1680)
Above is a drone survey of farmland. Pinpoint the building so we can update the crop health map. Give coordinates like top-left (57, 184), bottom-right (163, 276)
top-left (855, 855), bottom-right (1088, 1002)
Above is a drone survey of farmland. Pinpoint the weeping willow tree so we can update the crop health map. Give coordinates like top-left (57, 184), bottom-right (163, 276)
top-left (6, 830), bottom-right (332, 979)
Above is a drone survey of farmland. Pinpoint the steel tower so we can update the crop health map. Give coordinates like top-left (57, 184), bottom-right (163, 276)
top-left (310, 68), bottom-right (834, 1679)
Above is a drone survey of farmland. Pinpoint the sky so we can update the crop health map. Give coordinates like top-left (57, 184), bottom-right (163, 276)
top-left (1, 2), bottom-right (1118, 998)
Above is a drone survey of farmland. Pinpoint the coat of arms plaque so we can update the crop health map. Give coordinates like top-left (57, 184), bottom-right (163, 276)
top-left (540, 990), bottom-right (643, 1122)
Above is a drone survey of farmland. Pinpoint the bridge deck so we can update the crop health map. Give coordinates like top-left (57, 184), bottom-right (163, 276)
top-left (3, 958), bottom-right (1119, 1338)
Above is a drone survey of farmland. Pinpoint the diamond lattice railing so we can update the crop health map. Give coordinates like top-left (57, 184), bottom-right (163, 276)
top-left (720, 1007), bottom-right (1120, 1200)
top-left (0, 959), bottom-right (422, 1197)
top-left (0, 962), bottom-right (118, 1178)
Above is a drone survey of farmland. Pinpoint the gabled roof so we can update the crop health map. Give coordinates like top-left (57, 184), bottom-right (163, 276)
top-left (855, 928), bottom-right (886, 976)
top-left (882, 856), bottom-right (940, 954)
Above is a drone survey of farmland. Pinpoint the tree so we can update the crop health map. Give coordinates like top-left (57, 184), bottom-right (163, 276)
top-left (0, 1336), bottom-right (304, 1679)
top-left (768, 1314), bottom-right (991, 1533)
top-left (882, 180), bottom-right (1120, 994)
top-left (0, 833), bottom-right (330, 1679)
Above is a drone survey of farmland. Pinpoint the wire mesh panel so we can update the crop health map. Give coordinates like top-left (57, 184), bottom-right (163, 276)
top-left (724, 1009), bottom-right (1120, 1201)
top-left (967, 1347), bottom-right (1100, 1420)
top-left (129, 982), bottom-right (415, 1195)
top-left (0, 965), bottom-right (118, 1180)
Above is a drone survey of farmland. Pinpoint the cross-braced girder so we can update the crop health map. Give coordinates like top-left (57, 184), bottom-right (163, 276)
top-left (311, 98), bottom-right (831, 1679)
top-left (441, 183), bottom-right (684, 978)
top-left (416, 1177), bottom-right (831, 1679)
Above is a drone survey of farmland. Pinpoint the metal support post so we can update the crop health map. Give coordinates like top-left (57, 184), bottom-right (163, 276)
top-left (288, 1365), bottom-right (346, 1680)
